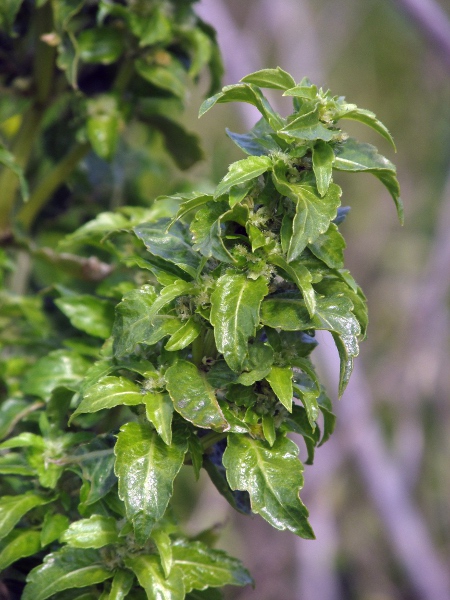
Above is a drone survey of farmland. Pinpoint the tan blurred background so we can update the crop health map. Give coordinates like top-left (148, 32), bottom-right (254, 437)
top-left (171, 1), bottom-right (450, 599)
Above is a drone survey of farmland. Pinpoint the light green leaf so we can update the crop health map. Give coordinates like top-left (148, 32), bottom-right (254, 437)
top-left (72, 376), bottom-right (143, 419)
top-left (113, 285), bottom-right (187, 357)
top-left (55, 295), bottom-right (114, 338)
top-left (165, 360), bottom-right (229, 431)
top-left (336, 105), bottom-right (396, 150)
top-left (22, 547), bottom-right (113, 600)
top-left (115, 423), bottom-right (188, 543)
top-left (210, 273), bottom-right (268, 372)
top-left (41, 513), bottom-right (70, 547)
top-left (125, 555), bottom-right (185, 600)
top-left (265, 366), bottom-right (293, 412)
top-left (134, 220), bottom-right (200, 278)
top-left (22, 350), bottom-right (90, 400)
top-left (172, 539), bottom-right (253, 592)
top-left (240, 67), bottom-right (296, 90)
top-left (199, 83), bottom-right (283, 130)
top-left (261, 293), bottom-right (360, 395)
top-left (223, 435), bottom-right (314, 538)
top-left (214, 156), bottom-right (272, 199)
top-left (143, 392), bottom-right (174, 446)
top-left (86, 95), bottom-right (121, 160)
top-left (269, 255), bottom-right (316, 316)
top-left (312, 140), bottom-right (335, 197)
top-left (283, 84), bottom-right (318, 99)
top-left (272, 163), bottom-right (341, 261)
top-left (279, 108), bottom-right (334, 141)
top-left (333, 138), bottom-right (403, 223)
top-left (165, 318), bottom-right (202, 351)
top-left (0, 529), bottom-right (41, 571)
top-left (152, 529), bottom-right (173, 578)
top-left (61, 515), bottom-right (118, 549)
top-left (308, 222), bottom-right (345, 270)
top-left (0, 144), bottom-right (29, 200)
top-left (0, 492), bottom-right (52, 540)
top-left (106, 570), bottom-right (135, 600)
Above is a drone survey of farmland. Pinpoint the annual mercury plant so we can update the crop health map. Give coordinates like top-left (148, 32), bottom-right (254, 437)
top-left (0, 56), bottom-right (400, 599)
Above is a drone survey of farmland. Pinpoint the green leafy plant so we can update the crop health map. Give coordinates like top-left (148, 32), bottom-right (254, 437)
top-left (0, 4), bottom-right (401, 596)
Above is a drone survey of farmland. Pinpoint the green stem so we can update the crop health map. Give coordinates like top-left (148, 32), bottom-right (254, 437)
top-left (17, 142), bottom-right (90, 231)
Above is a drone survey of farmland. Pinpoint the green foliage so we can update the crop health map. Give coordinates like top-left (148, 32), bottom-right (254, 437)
top-left (0, 4), bottom-right (400, 595)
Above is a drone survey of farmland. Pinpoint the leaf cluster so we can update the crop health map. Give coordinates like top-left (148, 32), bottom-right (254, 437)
top-left (0, 65), bottom-right (400, 599)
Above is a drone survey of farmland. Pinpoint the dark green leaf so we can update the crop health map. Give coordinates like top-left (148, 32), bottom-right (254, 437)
top-left (333, 138), bottom-right (403, 223)
top-left (22, 547), bottom-right (113, 600)
top-left (186, 590), bottom-right (223, 600)
top-left (165, 360), bottom-right (229, 431)
top-left (125, 555), bottom-right (185, 600)
top-left (135, 59), bottom-right (186, 99)
top-left (190, 202), bottom-right (233, 264)
top-left (61, 515), bottom-right (118, 549)
top-left (223, 434), bottom-right (314, 538)
top-left (210, 273), bottom-right (268, 372)
top-left (78, 27), bottom-right (124, 64)
top-left (236, 342), bottom-right (274, 386)
top-left (115, 423), bottom-right (188, 543)
top-left (226, 118), bottom-right (281, 157)
top-left (312, 140), bottom-right (335, 197)
top-left (272, 163), bottom-right (341, 261)
top-left (0, 529), bottom-right (41, 571)
top-left (145, 115), bottom-right (204, 170)
top-left (134, 220), bottom-right (200, 278)
top-left (241, 67), bottom-right (296, 90)
top-left (55, 295), bottom-right (114, 338)
top-left (172, 539), bottom-right (253, 592)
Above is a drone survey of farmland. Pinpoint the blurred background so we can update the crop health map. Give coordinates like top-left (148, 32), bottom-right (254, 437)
top-left (169, 1), bottom-right (450, 599)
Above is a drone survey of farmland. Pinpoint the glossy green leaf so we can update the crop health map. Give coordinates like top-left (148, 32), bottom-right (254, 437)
top-left (199, 83), bottom-right (283, 130)
top-left (78, 27), bottom-right (124, 64)
top-left (134, 220), bottom-right (200, 278)
top-left (61, 515), bottom-right (118, 549)
top-left (22, 350), bottom-right (90, 400)
top-left (115, 422), bottom-right (188, 543)
top-left (113, 285), bottom-right (187, 357)
top-left (22, 547), bottom-right (113, 600)
top-left (293, 372), bottom-right (320, 428)
top-left (190, 202), bottom-right (233, 264)
top-left (333, 138), bottom-right (403, 223)
top-left (143, 392), bottom-right (174, 446)
top-left (72, 376), bottom-right (142, 419)
top-left (265, 366), bottom-right (293, 411)
top-left (308, 222), bottom-right (345, 270)
top-left (261, 293), bottom-right (360, 395)
top-left (165, 318), bottom-right (202, 351)
top-left (106, 570), bottom-right (135, 600)
top-left (172, 539), bottom-right (253, 592)
top-left (55, 295), bottom-right (114, 338)
top-left (262, 414), bottom-right (276, 446)
top-left (336, 105), bottom-right (396, 150)
top-left (241, 67), bottom-right (296, 90)
top-left (152, 528), bottom-right (173, 578)
top-left (312, 140), bottom-right (335, 197)
top-left (272, 163), bottom-right (341, 261)
top-left (210, 273), bottom-right (268, 372)
top-left (0, 529), bottom-right (41, 571)
top-left (214, 156), bottom-right (272, 199)
top-left (0, 492), bottom-right (52, 540)
top-left (165, 360), bottom-right (229, 431)
top-left (125, 555), bottom-right (185, 600)
top-left (282, 405), bottom-right (319, 464)
top-left (41, 513), bottom-right (70, 547)
top-left (223, 434), bottom-right (314, 538)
